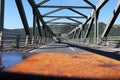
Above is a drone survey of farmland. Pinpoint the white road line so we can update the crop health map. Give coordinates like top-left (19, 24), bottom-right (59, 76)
top-left (29, 45), bottom-right (48, 53)
top-left (69, 47), bottom-right (75, 52)
top-left (39, 45), bottom-right (48, 48)
top-left (29, 49), bottom-right (38, 53)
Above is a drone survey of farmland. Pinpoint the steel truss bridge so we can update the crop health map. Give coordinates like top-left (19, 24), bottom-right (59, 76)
top-left (1, 0), bottom-right (120, 79)
top-left (0, 0), bottom-right (120, 51)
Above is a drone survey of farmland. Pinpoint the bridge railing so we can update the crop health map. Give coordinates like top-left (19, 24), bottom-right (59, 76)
top-left (1, 34), bottom-right (28, 50)
top-left (101, 36), bottom-right (120, 48)
top-left (0, 33), bottom-right (53, 51)
top-left (67, 36), bottom-right (120, 48)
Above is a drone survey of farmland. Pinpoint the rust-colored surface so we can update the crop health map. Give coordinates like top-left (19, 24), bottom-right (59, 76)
top-left (6, 52), bottom-right (120, 79)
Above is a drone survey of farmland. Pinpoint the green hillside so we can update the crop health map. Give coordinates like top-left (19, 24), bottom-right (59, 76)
top-left (3, 22), bottom-right (120, 37)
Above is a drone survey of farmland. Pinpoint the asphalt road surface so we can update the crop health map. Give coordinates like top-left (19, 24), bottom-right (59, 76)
top-left (1, 42), bottom-right (86, 69)
top-left (29, 42), bottom-right (86, 54)
top-left (2, 41), bottom-right (120, 70)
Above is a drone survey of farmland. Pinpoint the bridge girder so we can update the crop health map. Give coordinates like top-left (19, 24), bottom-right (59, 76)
top-left (0, 0), bottom-right (4, 52)
top-left (15, 0), bottom-right (31, 36)
top-left (102, 0), bottom-right (120, 38)
top-left (0, 0), bottom-right (4, 32)
top-left (28, 0), bottom-right (55, 37)
top-left (66, 0), bottom-right (108, 44)
top-left (1, 0), bottom-right (120, 46)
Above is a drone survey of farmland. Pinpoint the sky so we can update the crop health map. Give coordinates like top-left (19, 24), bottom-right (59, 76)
top-left (4, 0), bottom-right (120, 29)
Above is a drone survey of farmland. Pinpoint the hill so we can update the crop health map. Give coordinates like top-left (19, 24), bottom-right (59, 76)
top-left (3, 22), bottom-right (120, 37)
top-left (3, 28), bottom-right (26, 35)
top-left (108, 24), bottom-right (120, 36)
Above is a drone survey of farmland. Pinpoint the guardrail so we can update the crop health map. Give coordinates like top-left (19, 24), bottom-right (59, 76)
top-left (2, 34), bottom-right (26, 48)
top-left (102, 36), bottom-right (120, 41)
top-left (101, 36), bottom-right (120, 47)
top-left (66, 36), bottom-right (120, 48)
top-left (0, 33), bottom-right (53, 51)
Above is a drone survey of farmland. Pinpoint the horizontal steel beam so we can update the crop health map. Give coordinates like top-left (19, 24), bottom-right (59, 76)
top-left (46, 17), bottom-right (61, 23)
top-left (47, 22), bottom-right (78, 25)
top-left (66, 18), bottom-right (82, 24)
top-left (48, 24), bottom-right (68, 26)
top-left (68, 8), bottom-right (87, 18)
top-left (43, 8), bottom-right (63, 16)
top-left (42, 16), bottom-right (85, 18)
top-left (50, 24), bottom-right (77, 26)
top-left (47, 22), bottom-right (79, 26)
top-left (37, 5), bottom-right (93, 9)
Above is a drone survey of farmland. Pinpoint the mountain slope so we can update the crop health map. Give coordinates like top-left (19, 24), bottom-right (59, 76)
top-left (3, 22), bottom-right (120, 37)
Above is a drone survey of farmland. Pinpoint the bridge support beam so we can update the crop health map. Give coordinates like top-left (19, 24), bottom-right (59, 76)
top-left (28, 0), bottom-right (54, 43)
top-left (15, 0), bottom-right (30, 36)
top-left (0, 0), bottom-right (4, 32)
top-left (0, 0), bottom-right (4, 50)
top-left (32, 14), bottom-right (36, 44)
top-left (76, 25), bottom-right (82, 42)
top-left (0, 0), bottom-right (4, 69)
top-left (36, 17), bottom-right (43, 43)
top-left (84, 18), bottom-right (94, 42)
top-left (66, 0), bottom-right (108, 44)
top-left (94, 10), bottom-right (99, 45)
top-left (102, 0), bottom-right (120, 38)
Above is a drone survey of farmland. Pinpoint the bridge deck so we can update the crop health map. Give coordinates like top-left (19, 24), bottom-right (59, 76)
top-left (2, 42), bottom-right (120, 79)
top-left (4, 51), bottom-right (120, 79)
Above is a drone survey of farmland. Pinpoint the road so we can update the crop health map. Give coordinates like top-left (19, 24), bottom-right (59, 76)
top-left (2, 41), bottom-right (120, 70)
top-left (29, 42), bottom-right (85, 54)
top-left (1, 42), bottom-right (86, 69)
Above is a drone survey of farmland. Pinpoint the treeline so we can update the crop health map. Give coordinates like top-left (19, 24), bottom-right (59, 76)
top-left (3, 22), bottom-right (120, 37)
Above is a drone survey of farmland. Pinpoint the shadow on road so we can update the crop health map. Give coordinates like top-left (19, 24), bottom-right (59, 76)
top-left (63, 42), bottom-right (120, 61)
top-left (0, 71), bottom-right (102, 80)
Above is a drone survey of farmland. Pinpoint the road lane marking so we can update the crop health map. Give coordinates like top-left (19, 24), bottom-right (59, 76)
top-left (29, 45), bottom-right (48, 53)
top-left (69, 47), bottom-right (75, 52)
top-left (39, 45), bottom-right (47, 48)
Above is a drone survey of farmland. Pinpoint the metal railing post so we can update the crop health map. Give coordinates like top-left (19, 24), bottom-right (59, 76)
top-left (25, 35), bottom-right (29, 46)
top-left (0, 32), bottom-right (3, 67)
top-left (36, 36), bottom-right (39, 43)
top-left (40, 37), bottom-right (42, 43)
top-left (0, 32), bottom-right (3, 52)
top-left (16, 35), bottom-right (20, 48)
top-left (31, 36), bottom-right (34, 44)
